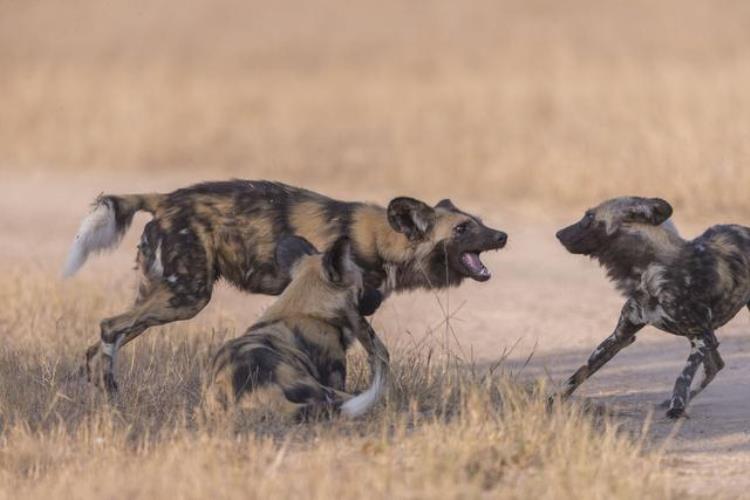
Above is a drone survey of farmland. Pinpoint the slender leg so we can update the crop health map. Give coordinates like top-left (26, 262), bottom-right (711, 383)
top-left (688, 348), bottom-right (724, 400)
top-left (659, 346), bottom-right (724, 408)
top-left (93, 285), bottom-right (210, 394)
top-left (666, 333), bottom-right (713, 419)
top-left (562, 300), bottom-right (645, 398)
top-left (348, 312), bottom-right (390, 369)
top-left (82, 239), bottom-right (161, 380)
top-left (88, 226), bottom-right (214, 394)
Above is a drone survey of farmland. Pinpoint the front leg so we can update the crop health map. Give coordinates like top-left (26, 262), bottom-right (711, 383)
top-left (666, 333), bottom-right (714, 419)
top-left (562, 300), bottom-right (645, 398)
top-left (347, 311), bottom-right (390, 385)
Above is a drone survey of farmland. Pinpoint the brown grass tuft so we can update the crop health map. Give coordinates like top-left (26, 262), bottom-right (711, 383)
top-left (0, 267), bottom-right (682, 499)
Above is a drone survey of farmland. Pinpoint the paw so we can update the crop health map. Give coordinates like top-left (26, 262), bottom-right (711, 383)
top-left (103, 372), bottom-right (119, 394)
top-left (665, 406), bottom-right (687, 419)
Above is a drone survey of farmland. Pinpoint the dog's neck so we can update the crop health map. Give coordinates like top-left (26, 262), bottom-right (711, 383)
top-left (348, 205), bottom-right (427, 291)
top-left (594, 223), bottom-right (686, 295)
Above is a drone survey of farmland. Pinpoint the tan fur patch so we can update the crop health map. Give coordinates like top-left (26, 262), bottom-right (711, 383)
top-left (262, 254), bottom-right (358, 323)
top-left (290, 201), bottom-right (335, 250)
top-left (431, 209), bottom-right (469, 242)
top-left (623, 223), bottom-right (683, 256)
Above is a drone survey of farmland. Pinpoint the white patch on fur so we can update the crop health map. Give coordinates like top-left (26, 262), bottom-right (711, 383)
top-left (101, 341), bottom-right (116, 358)
top-left (63, 200), bottom-right (121, 277)
top-left (341, 362), bottom-right (386, 418)
top-left (692, 338), bottom-right (706, 352)
top-left (149, 241), bottom-right (163, 278)
top-left (635, 265), bottom-right (676, 327)
top-left (640, 264), bottom-right (669, 296)
top-left (383, 263), bottom-right (398, 294)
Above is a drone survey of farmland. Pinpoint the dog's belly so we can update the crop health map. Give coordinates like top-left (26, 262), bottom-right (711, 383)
top-left (641, 290), bottom-right (750, 337)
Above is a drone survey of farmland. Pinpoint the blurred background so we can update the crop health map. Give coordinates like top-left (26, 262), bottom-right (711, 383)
top-left (3, 0), bottom-right (750, 215)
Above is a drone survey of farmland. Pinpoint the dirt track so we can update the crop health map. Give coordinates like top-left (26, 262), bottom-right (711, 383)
top-left (2, 173), bottom-right (749, 496)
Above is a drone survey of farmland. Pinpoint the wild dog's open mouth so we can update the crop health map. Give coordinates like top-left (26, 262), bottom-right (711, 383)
top-left (460, 251), bottom-right (491, 281)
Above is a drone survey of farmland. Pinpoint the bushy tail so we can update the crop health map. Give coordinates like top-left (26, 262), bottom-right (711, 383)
top-left (63, 193), bottom-right (163, 277)
top-left (340, 359), bottom-right (387, 419)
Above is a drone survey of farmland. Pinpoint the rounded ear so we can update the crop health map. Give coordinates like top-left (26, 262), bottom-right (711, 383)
top-left (436, 198), bottom-right (458, 211)
top-left (387, 197), bottom-right (436, 241)
top-left (322, 237), bottom-right (354, 284)
top-left (275, 235), bottom-right (318, 271)
top-left (625, 198), bottom-right (674, 225)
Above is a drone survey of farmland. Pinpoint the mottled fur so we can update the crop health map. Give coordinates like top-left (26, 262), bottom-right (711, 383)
top-left (208, 236), bottom-right (389, 419)
top-left (66, 180), bottom-right (506, 393)
top-left (556, 196), bottom-right (750, 418)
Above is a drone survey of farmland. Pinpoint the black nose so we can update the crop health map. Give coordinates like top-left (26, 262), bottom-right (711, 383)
top-left (555, 229), bottom-right (564, 240)
top-left (496, 232), bottom-right (508, 246)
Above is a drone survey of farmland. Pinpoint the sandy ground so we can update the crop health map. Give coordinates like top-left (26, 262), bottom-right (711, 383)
top-left (2, 173), bottom-right (749, 496)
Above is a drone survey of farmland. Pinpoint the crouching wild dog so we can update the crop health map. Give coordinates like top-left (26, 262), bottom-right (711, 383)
top-left (556, 196), bottom-right (750, 418)
top-left (209, 235), bottom-right (389, 419)
top-left (64, 180), bottom-right (507, 393)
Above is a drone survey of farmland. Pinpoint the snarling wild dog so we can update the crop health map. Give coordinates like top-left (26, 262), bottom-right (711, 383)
top-left (556, 196), bottom-right (750, 418)
top-left (64, 180), bottom-right (507, 393)
top-left (208, 235), bottom-right (389, 419)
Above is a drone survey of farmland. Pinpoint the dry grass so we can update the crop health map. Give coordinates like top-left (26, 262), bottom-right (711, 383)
top-left (0, 267), bottom-right (680, 499)
top-left (2, 0), bottom-right (750, 215)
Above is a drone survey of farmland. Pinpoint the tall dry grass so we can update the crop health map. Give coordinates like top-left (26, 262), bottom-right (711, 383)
top-left (2, 0), bottom-right (750, 215)
top-left (0, 266), bottom-right (681, 499)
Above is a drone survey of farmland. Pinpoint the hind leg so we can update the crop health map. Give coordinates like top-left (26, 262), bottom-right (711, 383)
top-left (659, 346), bottom-right (724, 408)
top-left (90, 226), bottom-right (214, 393)
top-left (91, 284), bottom-right (210, 393)
top-left (665, 333), bottom-right (715, 418)
top-left (84, 233), bottom-right (164, 382)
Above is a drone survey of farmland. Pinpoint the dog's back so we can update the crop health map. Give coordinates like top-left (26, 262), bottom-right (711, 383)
top-left (209, 318), bottom-right (346, 416)
top-left (684, 224), bottom-right (750, 321)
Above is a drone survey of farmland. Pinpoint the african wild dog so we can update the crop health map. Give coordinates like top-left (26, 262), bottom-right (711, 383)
top-left (556, 196), bottom-right (750, 418)
top-left (209, 235), bottom-right (389, 419)
top-left (64, 180), bottom-right (507, 393)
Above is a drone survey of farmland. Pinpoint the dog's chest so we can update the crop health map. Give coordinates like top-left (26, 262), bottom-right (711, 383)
top-left (629, 265), bottom-right (675, 328)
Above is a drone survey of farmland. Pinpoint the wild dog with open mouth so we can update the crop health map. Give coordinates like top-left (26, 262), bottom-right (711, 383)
top-left (208, 235), bottom-right (389, 419)
top-left (556, 196), bottom-right (750, 418)
top-left (64, 180), bottom-right (507, 393)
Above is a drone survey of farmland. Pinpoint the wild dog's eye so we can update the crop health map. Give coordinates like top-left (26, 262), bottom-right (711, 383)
top-left (581, 212), bottom-right (594, 228)
top-left (454, 222), bottom-right (470, 235)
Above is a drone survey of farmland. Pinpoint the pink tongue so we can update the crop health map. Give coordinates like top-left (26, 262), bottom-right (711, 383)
top-left (461, 252), bottom-right (484, 273)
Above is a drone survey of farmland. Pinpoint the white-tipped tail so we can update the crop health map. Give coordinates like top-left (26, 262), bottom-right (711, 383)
top-left (63, 199), bottom-right (121, 277)
top-left (341, 362), bottom-right (386, 418)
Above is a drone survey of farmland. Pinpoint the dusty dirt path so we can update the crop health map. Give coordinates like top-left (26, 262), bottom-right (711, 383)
top-left (3, 173), bottom-right (749, 496)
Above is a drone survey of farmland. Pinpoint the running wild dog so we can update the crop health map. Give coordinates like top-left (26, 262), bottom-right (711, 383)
top-left (556, 196), bottom-right (750, 418)
top-left (209, 235), bottom-right (389, 419)
top-left (64, 180), bottom-right (507, 393)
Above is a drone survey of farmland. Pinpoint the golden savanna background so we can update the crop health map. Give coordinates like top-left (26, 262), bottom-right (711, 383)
top-left (2, 1), bottom-right (750, 498)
